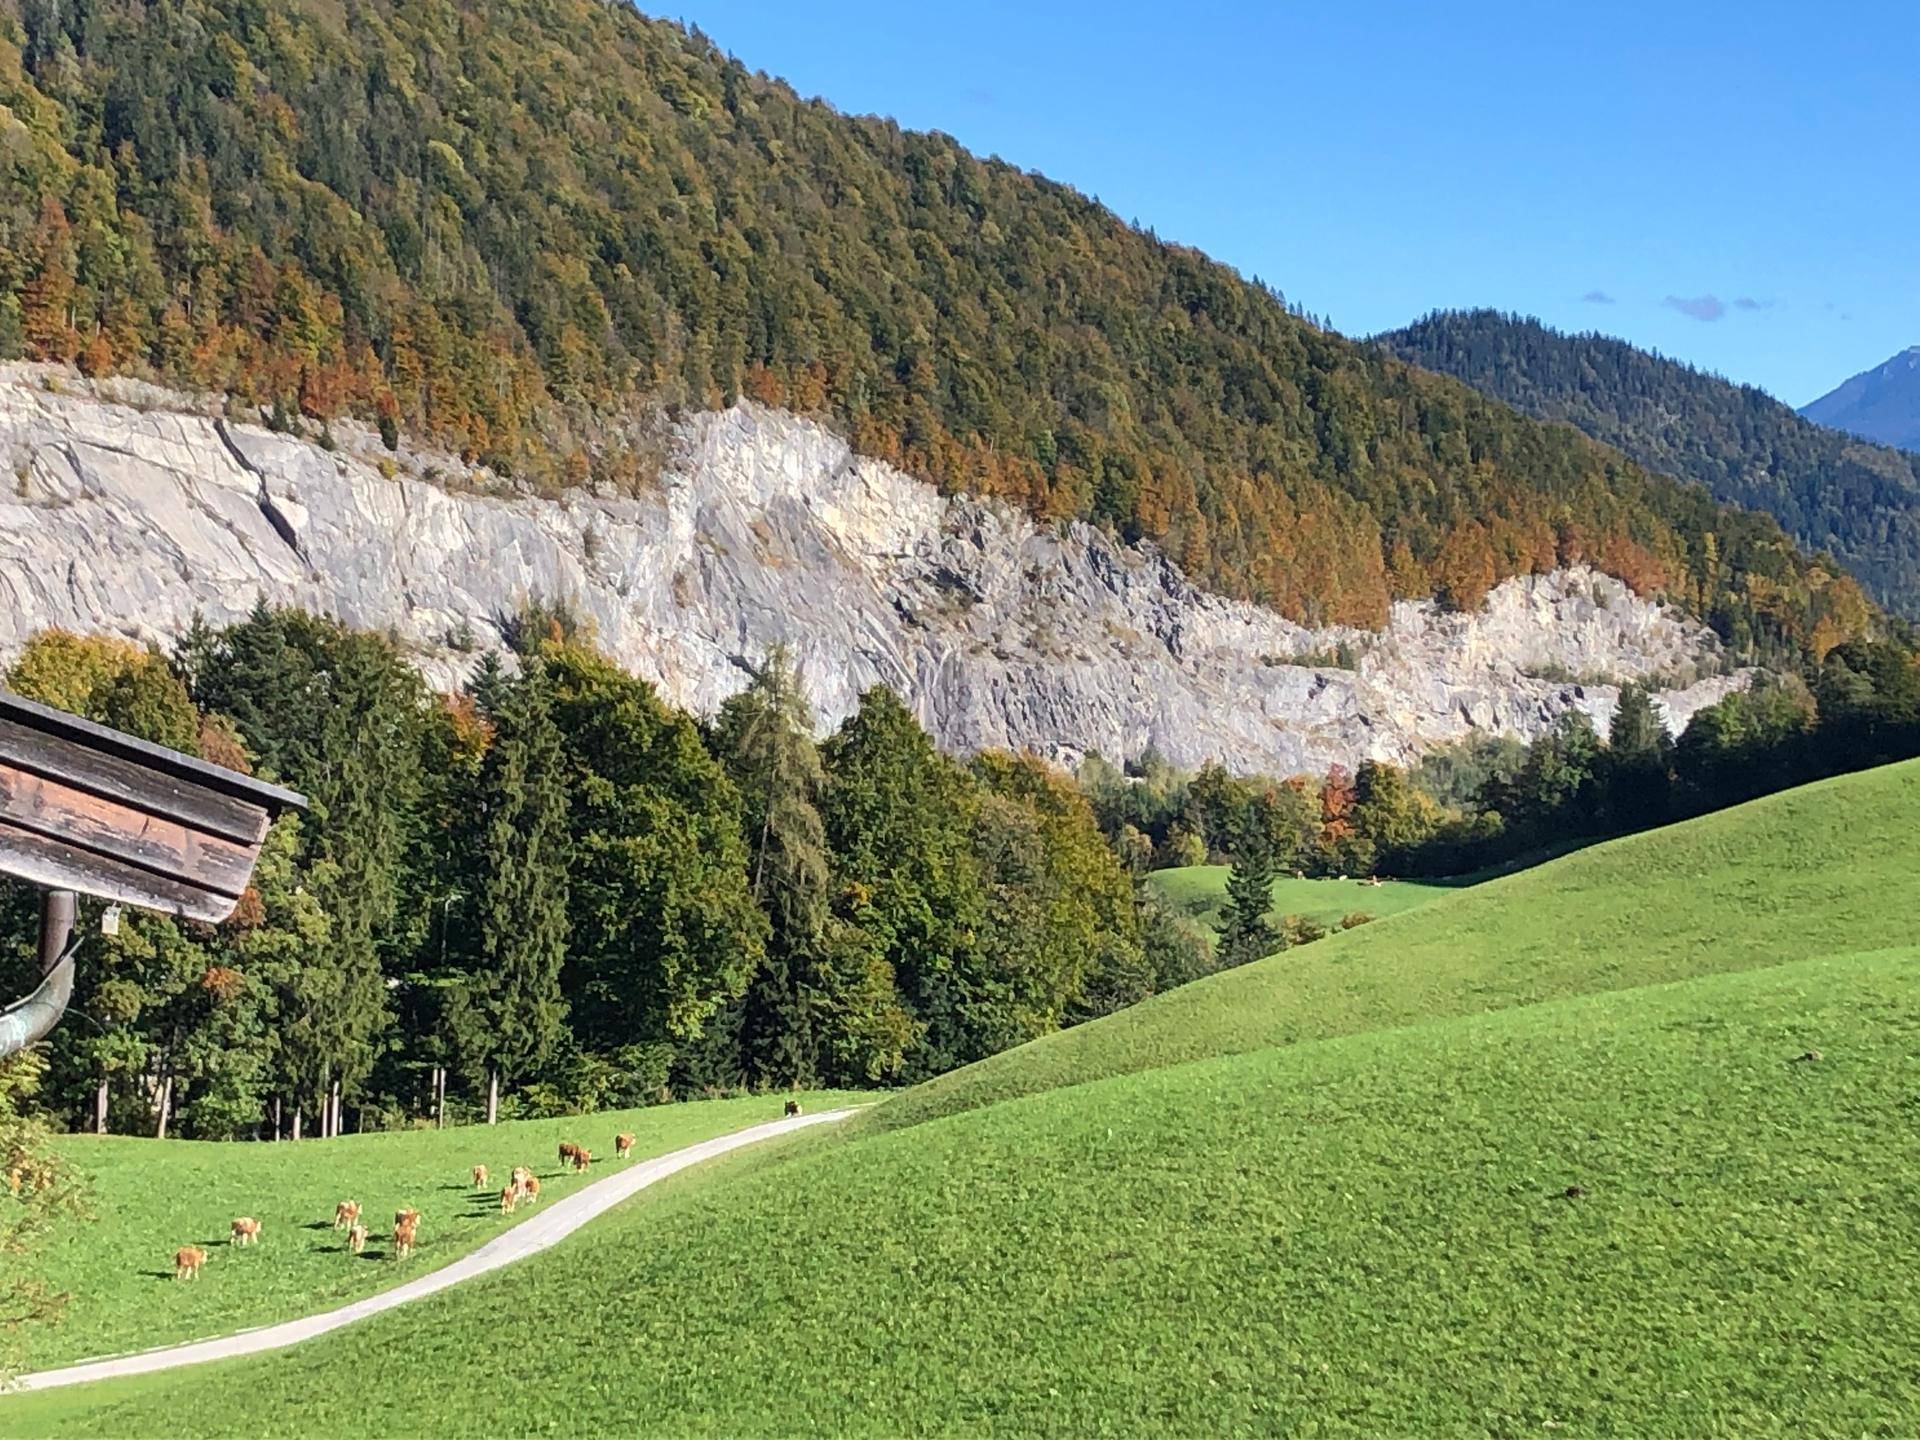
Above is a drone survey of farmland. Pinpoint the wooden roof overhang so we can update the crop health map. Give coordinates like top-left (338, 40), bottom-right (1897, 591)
top-left (0, 689), bottom-right (306, 925)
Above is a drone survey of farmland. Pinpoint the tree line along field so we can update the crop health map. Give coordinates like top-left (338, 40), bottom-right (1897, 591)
top-left (5, 600), bottom-right (1917, 1156)
top-left (9, 1092), bottom-right (862, 1373)
top-left (5, 758), bottom-right (1917, 1436)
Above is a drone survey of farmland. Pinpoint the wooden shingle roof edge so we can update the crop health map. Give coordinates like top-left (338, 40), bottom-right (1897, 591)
top-left (0, 689), bottom-right (306, 814)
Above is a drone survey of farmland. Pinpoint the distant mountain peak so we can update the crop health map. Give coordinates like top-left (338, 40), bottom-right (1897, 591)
top-left (1801, 347), bottom-right (1920, 453)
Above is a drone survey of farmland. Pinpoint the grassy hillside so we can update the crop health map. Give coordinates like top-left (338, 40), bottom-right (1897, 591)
top-left (874, 757), bottom-right (1920, 1133)
top-left (1146, 866), bottom-right (1451, 931)
top-left (0, 2), bottom-right (1873, 651)
top-left (1378, 309), bottom-right (1920, 615)
top-left (8, 948), bottom-right (1917, 1436)
top-left (10, 1091), bottom-right (861, 1371)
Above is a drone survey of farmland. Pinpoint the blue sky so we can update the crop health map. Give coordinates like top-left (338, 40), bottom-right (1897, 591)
top-left (664, 0), bottom-right (1917, 407)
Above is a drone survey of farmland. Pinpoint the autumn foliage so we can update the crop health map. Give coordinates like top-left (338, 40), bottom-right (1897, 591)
top-left (0, 0), bottom-right (1877, 657)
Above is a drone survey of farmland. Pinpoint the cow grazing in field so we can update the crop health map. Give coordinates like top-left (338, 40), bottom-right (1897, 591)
top-left (571, 1147), bottom-right (591, 1172)
top-left (174, 1246), bottom-right (208, 1281)
top-left (784, 1099), bottom-right (802, 1117)
top-left (334, 1199), bottom-right (361, 1230)
top-left (231, 1217), bottom-right (262, 1247)
top-left (347, 1222), bottom-right (368, 1255)
top-left (472, 1164), bottom-right (489, 1190)
top-left (500, 1183), bottom-right (519, 1214)
top-left (558, 1141), bottom-right (583, 1169)
top-left (393, 1217), bottom-right (419, 1260)
top-left (615, 1132), bottom-right (635, 1161)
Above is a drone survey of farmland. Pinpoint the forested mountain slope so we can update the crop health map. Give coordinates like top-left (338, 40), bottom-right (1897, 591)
top-left (1378, 310), bottom-right (1920, 616)
top-left (0, 0), bottom-right (1872, 656)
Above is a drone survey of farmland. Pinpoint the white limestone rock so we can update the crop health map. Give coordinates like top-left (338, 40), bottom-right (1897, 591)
top-left (0, 364), bottom-right (1744, 775)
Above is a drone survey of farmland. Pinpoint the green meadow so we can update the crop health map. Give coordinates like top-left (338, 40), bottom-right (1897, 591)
top-left (883, 759), bottom-right (1920, 1133)
top-left (1145, 865), bottom-right (1453, 931)
top-left (5, 759), bottom-right (1918, 1436)
top-left (9, 1091), bottom-right (863, 1372)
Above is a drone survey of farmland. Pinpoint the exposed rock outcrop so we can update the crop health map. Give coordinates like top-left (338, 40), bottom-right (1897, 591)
top-left (0, 365), bottom-right (1742, 774)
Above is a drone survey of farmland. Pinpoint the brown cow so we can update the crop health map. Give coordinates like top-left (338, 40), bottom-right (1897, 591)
top-left (557, 1141), bottom-right (582, 1169)
top-left (511, 1165), bottom-right (534, 1192)
top-left (520, 1174), bottom-right (541, 1205)
top-left (500, 1183), bottom-right (519, 1214)
top-left (615, 1132), bottom-right (636, 1161)
top-left (174, 1245), bottom-right (208, 1281)
top-left (334, 1199), bottom-right (361, 1230)
top-left (472, 1164), bottom-right (489, 1190)
top-left (784, 1099), bottom-right (802, 1117)
top-left (347, 1222), bottom-right (368, 1255)
top-left (393, 1217), bottom-right (419, 1261)
top-left (231, 1216), bottom-right (262, 1247)
top-left (571, 1147), bottom-right (591, 1173)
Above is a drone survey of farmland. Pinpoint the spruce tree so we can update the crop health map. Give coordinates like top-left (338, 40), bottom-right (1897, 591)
top-left (1609, 682), bottom-right (1670, 758)
top-left (469, 664), bottom-right (572, 1121)
top-left (709, 648), bottom-right (832, 1088)
top-left (1220, 837), bottom-right (1280, 968)
top-left (1603, 682), bottom-right (1674, 830)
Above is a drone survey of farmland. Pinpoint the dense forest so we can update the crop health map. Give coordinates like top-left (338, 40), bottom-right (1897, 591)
top-left (4, 609), bottom-right (1916, 1143)
top-left (1378, 310), bottom-right (1920, 617)
top-left (0, 614), bottom-right (1212, 1138)
top-left (0, 0), bottom-right (1878, 659)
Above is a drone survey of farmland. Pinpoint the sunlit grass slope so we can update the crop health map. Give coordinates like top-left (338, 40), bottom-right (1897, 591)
top-left (1145, 866), bottom-right (1451, 930)
top-left (876, 759), bottom-right (1920, 1133)
top-left (13, 1091), bottom-right (863, 1370)
top-left (10, 948), bottom-right (1917, 1436)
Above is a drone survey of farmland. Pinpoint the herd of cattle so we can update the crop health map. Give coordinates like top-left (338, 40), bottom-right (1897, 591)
top-left (168, 1129), bottom-right (649, 1281)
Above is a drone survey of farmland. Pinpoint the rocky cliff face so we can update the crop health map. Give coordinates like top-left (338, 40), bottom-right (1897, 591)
top-left (0, 365), bottom-right (1742, 774)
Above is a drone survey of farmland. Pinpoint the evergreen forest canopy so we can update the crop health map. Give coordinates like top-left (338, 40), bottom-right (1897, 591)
top-left (0, 0), bottom-right (1879, 660)
top-left (1378, 309), bottom-right (1920, 618)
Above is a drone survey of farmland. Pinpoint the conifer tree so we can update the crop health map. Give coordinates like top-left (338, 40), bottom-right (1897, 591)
top-left (710, 648), bottom-right (833, 1088)
top-left (468, 664), bottom-right (572, 1122)
top-left (1601, 682), bottom-right (1675, 830)
top-left (1220, 836), bottom-right (1280, 969)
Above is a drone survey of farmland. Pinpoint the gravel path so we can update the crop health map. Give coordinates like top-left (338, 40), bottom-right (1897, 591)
top-left (11, 1108), bottom-right (858, 1393)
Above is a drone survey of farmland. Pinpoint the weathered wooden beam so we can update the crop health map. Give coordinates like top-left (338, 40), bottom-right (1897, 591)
top-left (0, 692), bottom-right (304, 810)
top-left (0, 716), bottom-right (273, 847)
top-left (0, 768), bottom-right (257, 899)
top-left (0, 819), bottom-right (245, 924)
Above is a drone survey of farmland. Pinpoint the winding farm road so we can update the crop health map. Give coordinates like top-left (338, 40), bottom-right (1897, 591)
top-left (11, 1108), bottom-right (859, 1394)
